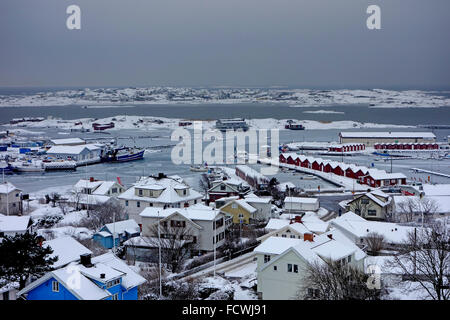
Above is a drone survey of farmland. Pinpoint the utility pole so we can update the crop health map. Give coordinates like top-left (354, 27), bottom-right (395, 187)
top-left (158, 209), bottom-right (162, 299)
top-left (213, 208), bottom-right (217, 278)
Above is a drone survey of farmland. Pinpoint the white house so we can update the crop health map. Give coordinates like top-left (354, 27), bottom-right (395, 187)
top-left (128, 204), bottom-right (231, 260)
top-left (118, 175), bottom-right (203, 223)
top-left (46, 144), bottom-right (103, 164)
top-left (0, 214), bottom-right (32, 238)
top-left (73, 178), bottom-right (124, 197)
top-left (327, 211), bottom-right (418, 248)
top-left (0, 182), bottom-right (22, 215)
top-left (255, 229), bottom-right (366, 300)
top-left (283, 197), bottom-right (319, 213)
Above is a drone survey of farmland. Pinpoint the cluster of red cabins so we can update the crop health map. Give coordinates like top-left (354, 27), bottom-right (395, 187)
top-left (328, 143), bottom-right (365, 153)
top-left (279, 153), bottom-right (407, 188)
top-left (374, 142), bottom-right (439, 150)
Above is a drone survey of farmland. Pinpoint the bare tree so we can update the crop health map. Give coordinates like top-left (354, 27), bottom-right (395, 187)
top-left (58, 200), bottom-right (70, 216)
top-left (199, 173), bottom-right (211, 195)
top-left (144, 222), bottom-right (198, 273)
top-left (388, 222), bottom-right (450, 300)
top-left (78, 199), bottom-right (128, 230)
top-left (297, 260), bottom-right (382, 300)
top-left (395, 197), bottom-right (439, 223)
top-left (366, 232), bottom-right (386, 255)
top-left (71, 189), bottom-right (83, 211)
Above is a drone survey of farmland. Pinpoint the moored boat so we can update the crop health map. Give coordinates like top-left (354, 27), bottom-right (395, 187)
top-left (102, 147), bottom-right (145, 162)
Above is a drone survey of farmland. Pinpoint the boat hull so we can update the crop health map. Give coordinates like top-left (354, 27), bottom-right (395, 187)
top-left (114, 150), bottom-right (145, 162)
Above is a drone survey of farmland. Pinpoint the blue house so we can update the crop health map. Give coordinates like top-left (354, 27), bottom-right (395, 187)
top-left (17, 252), bottom-right (146, 300)
top-left (93, 219), bottom-right (141, 249)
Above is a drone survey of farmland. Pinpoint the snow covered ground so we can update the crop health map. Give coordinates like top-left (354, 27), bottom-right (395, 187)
top-left (1, 87), bottom-right (449, 109)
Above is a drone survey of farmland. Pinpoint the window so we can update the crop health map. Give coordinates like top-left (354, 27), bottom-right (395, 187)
top-left (361, 199), bottom-right (369, 204)
top-left (273, 266), bottom-right (277, 271)
top-left (125, 200), bottom-right (128, 207)
top-left (52, 281), bottom-right (59, 292)
top-left (290, 235), bottom-right (296, 238)
top-left (220, 185), bottom-right (226, 191)
top-left (293, 264), bottom-right (298, 273)
top-left (287, 264), bottom-right (292, 272)
top-left (264, 255), bottom-right (271, 263)
top-left (348, 255), bottom-right (351, 263)
top-left (138, 189), bottom-right (143, 196)
top-left (367, 210), bottom-right (377, 216)
top-left (281, 234), bottom-right (286, 238)
top-left (149, 203), bottom-right (153, 207)
top-left (137, 201), bottom-right (140, 208)
top-left (112, 293), bottom-right (119, 300)
top-left (112, 188), bottom-right (117, 194)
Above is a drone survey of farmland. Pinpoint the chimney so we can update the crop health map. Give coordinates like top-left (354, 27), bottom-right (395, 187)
top-left (100, 273), bottom-right (106, 279)
top-left (80, 253), bottom-right (93, 268)
top-left (294, 215), bottom-right (302, 224)
top-left (327, 234), bottom-right (333, 240)
top-left (304, 233), bottom-right (314, 242)
top-left (89, 177), bottom-right (94, 182)
top-left (158, 172), bottom-right (165, 179)
top-left (138, 224), bottom-right (142, 232)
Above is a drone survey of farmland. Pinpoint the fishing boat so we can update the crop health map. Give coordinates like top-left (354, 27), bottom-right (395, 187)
top-left (284, 120), bottom-right (305, 130)
top-left (11, 161), bottom-right (45, 173)
top-left (101, 147), bottom-right (145, 162)
top-left (0, 161), bottom-right (13, 175)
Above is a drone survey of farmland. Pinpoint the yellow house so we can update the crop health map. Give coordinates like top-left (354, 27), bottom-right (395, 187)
top-left (219, 199), bottom-right (257, 224)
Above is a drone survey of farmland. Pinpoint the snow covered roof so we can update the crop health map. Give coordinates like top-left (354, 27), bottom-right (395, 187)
top-left (92, 253), bottom-right (146, 290)
top-left (103, 219), bottom-right (140, 235)
top-left (18, 252), bottom-right (146, 300)
top-left (367, 169), bottom-right (406, 180)
top-left (284, 197), bottom-right (318, 204)
top-left (422, 184), bottom-right (450, 196)
top-left (76, 194), bottom-right (111, 205)
top-left (140, 203), bottom-right (222, 222)
top-left (234, 199), bottom-right (257, 213)
top-left (92, 181), bottom-right (118, 195)
top-left (339, 132), bottom-right (436, 139)
top-left (44, 236), bottom-right (92, 268)
top-left (0, 181), bottom-right (20, 194)
top-left (74, 179), bottom-right (104, 191)
top-left (50, 138), bottom-right (85, 145)
top-left (46, 144), bottom-right (101, 155)
top-left (254, 236), bottom-right (302, 255)
top-left (0, 215), bottom-right (30, 232)
top-left (244, 194), bottom-right (272, 204)
top-left (329, 211), bottom-right (417, 244)
top-left (265, 218), bottom-right (290, 231)
top-left (119, 176), bottom-right (203, 204)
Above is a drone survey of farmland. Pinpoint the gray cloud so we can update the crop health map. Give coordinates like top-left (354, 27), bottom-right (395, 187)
top-left (0, 0), bottom-right (449, 88)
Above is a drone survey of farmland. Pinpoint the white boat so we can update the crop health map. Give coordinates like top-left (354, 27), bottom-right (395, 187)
top-left (12, 161), bottom-right (45, 173)
top-left (190, 165), bottom-right (208, 172)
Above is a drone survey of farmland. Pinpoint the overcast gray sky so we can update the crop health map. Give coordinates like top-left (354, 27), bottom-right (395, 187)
top-left (1, 0), bottom-right (449, 88)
